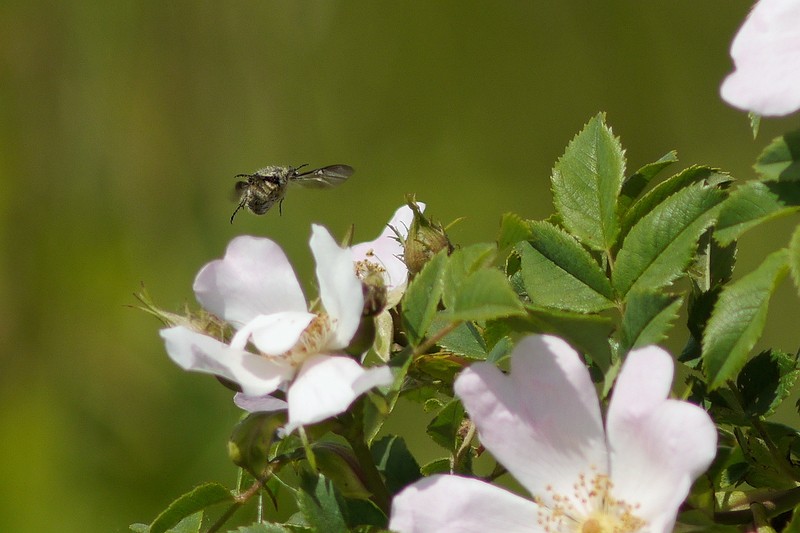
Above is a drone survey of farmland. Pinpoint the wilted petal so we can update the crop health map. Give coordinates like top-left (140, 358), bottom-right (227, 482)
top-left (720, 0), bottom-right (800, 116)
top-left (160, 326), bottom-right (294, 396)
top-left (606, 346), bottom-right (717, 532)
top-left (234, 392), bottom-right (288, 413)
top-left (284, 354), bottom-right (393, 431)
top-left (454, 335), bottom-right (607, 505)
top-left (193, 236), bottom-right (307, 327)
top-left (230, 311), bottom-right (315, 355)
top-left (309, 225), bottom-right (364, 349)
top-left (350, 203), bottom-right (423, 291)
top-left (389, 474), bottom-right (539, 533)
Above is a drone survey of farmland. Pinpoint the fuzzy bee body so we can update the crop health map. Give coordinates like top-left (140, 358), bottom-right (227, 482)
top-left (230, 164), bottom-right (354, 223)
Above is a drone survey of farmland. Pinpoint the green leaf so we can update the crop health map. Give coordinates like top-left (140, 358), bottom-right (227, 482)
top-left (789, 224), bottom-right (800, 296)
top-left (613, 183), bottom-right (726, 296)
top-left (428, 314), bottom-right (487, 359)
top-left (497, 212), bottom-right (533, 254)
top-left (442, 243), bottom-right (497, 308)
top-left (426, 399), bottom-right (466, 451)
top-left (517, 221), bottom-right (615, 312)
top-left (511, 306), bottom-right (614, 371)
top-left (754, 128), bottom-right (800, 181)
top-left (703, 250), bottom-right (790, 389)
top-left (620, 166), bottom-right (730, 245)
top-left (232, 523), bottom-right (293, 533)
top-left (297, 474), bottom-right (348, 533)
top-left (619, 150), bottom-right (679, 212)
top-left (620, 290), bottom-right (683, 354)
top-left (401, 250), bottom-right (447, 345)
top-left (371, 435), bottom-right (422, 495)
top-left (420, 458), bottom-right (451, 476)
top-left (149, 484), bottom-right (232, 533)
top-left (312, 442), bottom-right (373, 500)
top-left (689, 232), bottom-right (737, 292)
top-left (444, 268), bottom-right (525, 322)
top-left (738, 350), bottom-right (800, 418)
top-left (715, 181), bottom-right (800, 245)
top-left (551, 112), bottom-right (625, 251)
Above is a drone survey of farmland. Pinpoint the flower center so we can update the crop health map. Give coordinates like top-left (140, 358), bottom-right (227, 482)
top-left (282, 314), bottom-right (333, 366)
top-left (534, 470), bottom-right (646, 533)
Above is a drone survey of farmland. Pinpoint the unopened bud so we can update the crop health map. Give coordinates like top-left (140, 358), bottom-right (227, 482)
top-left (228, 411), bottom-right (286, 477)
top-left (312, 442), bottom-right (372, 500)
top-left (403, 197), bottom-right (452, 275)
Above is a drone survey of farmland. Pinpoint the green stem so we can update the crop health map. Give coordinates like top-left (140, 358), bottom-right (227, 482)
top-left (337, 408), bottom-right (391, 515)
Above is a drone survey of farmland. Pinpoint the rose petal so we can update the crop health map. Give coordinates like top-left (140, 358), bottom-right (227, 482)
top-left (284, 354), bottom-right (392, 431)
top-left (160, 326), bottom-right (294, 396)
top-left (309, 225), bottom-right (364, 349)
top-left (606, 346), bottom-right (717, 531)
top-left (389, 474), bottom-right (539, 533)
top-left (350, 203), bottom-right (423, 291)
top-left (720, 0), bottom-right (800, 116)
top-left (454, 335), bottom-right (607, 505)
top-left (234, 392), bottom-right (288, 413)
top-left (193, 236), bottom-right (307, 327)
top-left (230, 311), bottom-right (315, 355)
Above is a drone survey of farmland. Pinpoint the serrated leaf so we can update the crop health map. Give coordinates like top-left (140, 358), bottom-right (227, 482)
top-left (754, 128), bottom-right (800, 181)
top-left (613, 183), bottom-right (727, 296)
top-left (620, 166), bottom-right (730, 245)
top-left (511, 306), bottom-right (613, 371)
top-left (420, 458), bottom-right (451, 476)
top-left (149, 484), bottom-right (232, 533)
top-left (619, 150), bottom-right (679, 212)
top-left (428, 314), bottom-right (487, 359)
top-left (442, 243), bottom-right (497, 309)
top-left (402, 250), bottom-right (447, 345)
top-left (690, 232), bottom-right (737, 292)
top-left (551, 112), bottom-right (625, 251)
top-left (371, 435), bottom-right (422, 495)
top-left (715, 181), bottom-right (800, 245)
top-left (444, 268), bottom-right (525, 322)
top-left (738, 350), bottom-right (800, 418)
top-left (620, 290), bottom-right (683, 354)
top-left (233, 523), bottom-right (293, 533)
top-left (789, 224), bottom-right (800, 296)
top-left (297, 474), bottom-right (348, 533)
top-left (426, 399), bottom-right (466, 451)
top-left (517, 221), bottom-right (615, 312)
top-left (497, 212), bottom-right (533, 253)
top-left (703, 250), bottom-right (790, 389)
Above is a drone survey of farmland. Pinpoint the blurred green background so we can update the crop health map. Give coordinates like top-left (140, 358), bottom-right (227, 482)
top-left (2, 2), bottom-right (799, 531)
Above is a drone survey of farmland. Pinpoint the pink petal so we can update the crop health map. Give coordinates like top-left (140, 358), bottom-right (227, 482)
top-left (193, 236), bottom-right (307, 327)
top-left (350, 203), bottom-right (423, 291)
top-left (454, 335), bottom-right (607, 506)
top-left (160, 326), bottom-right (295, 396)
top-left (234, 392), bottom-right (288, 413)
top-left (389, 475), bottom-right (539, 533)
top-left (606, 346), bottom-right (717, 531)
top-left (284, 354), bottom-right (392, 431)
top-left (309, 225), bottom-right (364, 350)
top-left (230, 311), bottom-right (315, 355)
top-left (720, 0), bottom-right (800, 116)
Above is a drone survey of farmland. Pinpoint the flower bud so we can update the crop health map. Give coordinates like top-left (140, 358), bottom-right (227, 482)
top-left (228, 411), bottom-right (286, 477)
top-left (403, 197), bottom-right (452, 275)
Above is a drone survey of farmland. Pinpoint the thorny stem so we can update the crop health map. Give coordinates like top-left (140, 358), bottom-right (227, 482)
top-left (414, 320), bottom-right (462, 356)
top-left (207, 465), bottom-right (276, 533)
top-left (715, 486), bottom-right (800, 525)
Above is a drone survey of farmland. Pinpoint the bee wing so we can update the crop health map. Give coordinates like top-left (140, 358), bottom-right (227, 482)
top-left (232, 180), bottom-right (249, 200)
top-left (291, 164), bottom-right (354, 189)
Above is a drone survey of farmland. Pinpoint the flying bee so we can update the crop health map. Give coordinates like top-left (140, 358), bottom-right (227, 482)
top-left (230, 164), bottom-right (354, 223)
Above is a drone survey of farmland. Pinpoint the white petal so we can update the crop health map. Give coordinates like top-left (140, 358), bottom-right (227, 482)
top-left (454, 335), bottom-right (607, 506)
top-left (284, 354), bottom-right (392, 431)
top-left (720, 0), bottom-right (800, 116)
top-left (193, 236), bottom-right (307, 327)
top-left (160, 326), bottom-right (295, 396)
top-left (389, 475), bottom-right (539, 533)
top-left (309, 225), bottom-right (364, 349)
top-left (350, 203), bottom-right (423, 291)
top-left (234, 392), bottom-right (288, 413)
top-left (231, 311), bottom-right (315, 355)
top-left (606, 346), bottom-right (718, 531)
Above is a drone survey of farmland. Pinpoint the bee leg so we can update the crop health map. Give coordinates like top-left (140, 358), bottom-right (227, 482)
top-left (230, 199), bottom-right (246, 224)
top-left (279, 198), bottom-right (284, 216)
